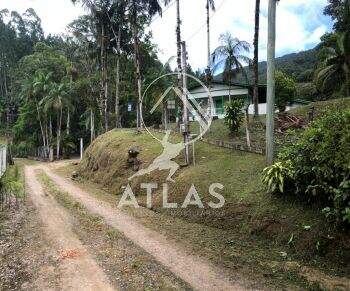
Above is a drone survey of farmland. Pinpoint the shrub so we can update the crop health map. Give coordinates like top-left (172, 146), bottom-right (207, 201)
top-left (275, 71), bottom-right (296, 112)
top-left (224, 99), bottom-right (244, 133)
top-left (267, 109), bottom-right (350, 224)
top-left (262, 161), bottom-right (294, 193)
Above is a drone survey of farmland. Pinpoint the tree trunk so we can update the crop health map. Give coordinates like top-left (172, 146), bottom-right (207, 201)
top-left (67, 108), bottom-right (70, 135)
top-left (206, 0), bottom-right (211, 70)
top-left (36, 104), bottom-right (46, 149)
top-left (344, 62), bottom-right (350, 96)
top-left (90, 109), bottom-right (95, 143)
top-left (56, 107), bottom-right (63, 160)
top-left (176, 0), bottom-right (183, 130)
top-left (115, 27), bottom-right (122, 128)
top-left (131, 1), bottom-right (143, 129)
top-left (253, 0), bottom-right (261, 117)
top-left (100, 24), bottom-right (109, 132)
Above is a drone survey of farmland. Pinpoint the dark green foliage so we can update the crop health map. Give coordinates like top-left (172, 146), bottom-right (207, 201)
top-left (275, 71), bottom-right (296, 112)
top-left (267, 109), bottom-right (350, 225)
top-left (224, 99), bottom-right (244, 133)
top-left (296, 83), bottom-right (318, 101)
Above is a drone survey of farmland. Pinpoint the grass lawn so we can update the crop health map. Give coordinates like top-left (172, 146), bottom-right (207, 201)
top-left (66, 126), bottom-right (350, 289)
top-left (188, 97), bottom-right (350, 151)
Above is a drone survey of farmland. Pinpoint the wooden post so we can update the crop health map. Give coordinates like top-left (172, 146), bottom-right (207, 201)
top-left (266, 0), bottom-right (277, 165)
top-left (80, 138), bottom-right (84, 160)
top-left (181, 41), bottom-right (190, 165)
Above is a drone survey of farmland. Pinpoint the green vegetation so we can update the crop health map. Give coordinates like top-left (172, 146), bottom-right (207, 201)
top-left (224, 99), bottom-right (244, 133)
top-left (275, 71), bottom-right (296, 112)
top-left (75, 127), bottom-right (350, 285)
top-left (265, 109), bottom-right (350, 225)
top-left (0, 5), bottom-right (173, 158)
top-left (0, 163), bottom-right (25, 210)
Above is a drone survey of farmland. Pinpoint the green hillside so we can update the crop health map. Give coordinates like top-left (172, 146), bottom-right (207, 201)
top-left (215, 48), bottom-right (318, 84)
top-left (73, 124), bottom-right (350, 289)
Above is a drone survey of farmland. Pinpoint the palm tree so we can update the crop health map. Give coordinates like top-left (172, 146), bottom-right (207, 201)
top-left (206, 0), bottom-right (215, 77)
top-left (41, 81), bottom-right (70, 159)
top-left (33, 71), bottom-right (53, 152)
top-left (211, 32), bottom-right (251, 101)
top-left (316, 33), bottom-right (350, 96)
top-left (253, 0), bottom-right (261, 117)
top-left (129, 0), bottom-right (168, 129)
top-left (176, 0), bottom-right (182, 87)
top-left (71, 0), bottom-right (118, 132)
top-left (316, 1), bottom-right (350, 96)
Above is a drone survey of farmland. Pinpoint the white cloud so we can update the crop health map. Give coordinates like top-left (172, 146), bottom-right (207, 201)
top-left (0, 0), bottom-right (83, 36)
top-left (151, 0), bottom-right (331, 70)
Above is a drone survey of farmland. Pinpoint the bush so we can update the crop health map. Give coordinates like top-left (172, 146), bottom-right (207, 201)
top-left (224, 99), bottom-right (244, 133)
top-left (262, 161), bottom-right (294, 193)
top-left (264, 109), bottom-right (350, 224)
top-left (275, 71), bottom-right (296, 112)
top-left (296, 82), bottom-right (318, 101)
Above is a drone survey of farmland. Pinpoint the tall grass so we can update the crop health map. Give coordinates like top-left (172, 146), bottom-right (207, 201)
top-left (0, 165), bottom-right (25, 210)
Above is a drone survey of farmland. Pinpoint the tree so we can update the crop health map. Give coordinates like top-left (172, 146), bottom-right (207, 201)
top-left (33, 71), bottom-right (53, 151)
top-left (129, 0), bottom-right (167, 129)
top-left (316, 1), bottom-right (350, 96)
top-left (206, 0), bottom-right (215, 76)
top-left (324, 0), bottom-right (349, 31)
top-left (253, 0), bottom-right (261, 117)
top-left (316, 32), bottom-right (350, 96)
top-left (71, 0), bottom-right (118, 132)
top-left (211, 32), bottom-right (251, 101)
top-left (41, 81), bottom-right (70, 159)
top-left (275, 71), bottom-right (296, 112)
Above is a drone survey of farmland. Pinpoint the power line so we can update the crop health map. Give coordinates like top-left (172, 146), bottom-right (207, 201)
top-left (184, 0), bottom-right (226, 43)
top-left (149, 0), bottom-right (176, 25)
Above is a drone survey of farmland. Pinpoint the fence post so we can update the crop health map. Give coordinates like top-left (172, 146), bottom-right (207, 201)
top-left (80, 138), bottom-right (84, 160)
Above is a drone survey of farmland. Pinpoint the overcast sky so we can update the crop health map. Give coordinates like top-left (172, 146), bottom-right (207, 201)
top-left (1, 0), bottom-right (332, 70)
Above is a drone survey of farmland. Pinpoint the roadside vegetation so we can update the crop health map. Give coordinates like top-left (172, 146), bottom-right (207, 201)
top-left (72, 113), bottom-right (349, 288)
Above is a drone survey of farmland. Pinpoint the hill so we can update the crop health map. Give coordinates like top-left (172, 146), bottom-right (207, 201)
top-left (214, 48), bottom-right (318, 84)
top-left (68, 111), bottom-right (350, 288)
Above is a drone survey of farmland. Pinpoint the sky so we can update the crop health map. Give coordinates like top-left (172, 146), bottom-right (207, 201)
top-left (0, 0), bottom-right (333, 70)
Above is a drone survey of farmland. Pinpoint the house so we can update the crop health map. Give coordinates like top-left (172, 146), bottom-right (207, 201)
top-left (188, 80), bottom-right (267, 119)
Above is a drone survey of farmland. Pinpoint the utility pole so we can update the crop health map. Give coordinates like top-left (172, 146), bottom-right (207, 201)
top-left (181, 41), bottom-right (190, 165)
top-left (266, 0), bottom-right (277, 165)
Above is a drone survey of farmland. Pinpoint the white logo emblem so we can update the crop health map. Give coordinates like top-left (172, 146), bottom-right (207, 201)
top-left (128, 73), bottom-right (214, 182)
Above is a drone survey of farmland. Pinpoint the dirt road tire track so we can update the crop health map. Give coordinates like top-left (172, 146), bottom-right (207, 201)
top-left (40, 164), bottom-right (247, 291)
top-left (25, 165), bottom-right (115, 291)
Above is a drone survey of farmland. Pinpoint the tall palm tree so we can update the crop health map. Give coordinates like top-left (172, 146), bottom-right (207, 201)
top-left (211, 32), bottom-right (251, 101)
top-left (129, 0), bottom-right (168, 129)
top-left (316, 32), bottom-right (350, 96)
top-left (316, 1), bottom-right (350, 96)
top-left (176, 0), bottom-right (182, 87)
top-left (253, 0), bottom-right (260, 117)
top-left (33, 71), bottom-right (53, 151)
top-left (71, 0), bottom-right (118, 132)
top-left (41, 81), bottom-right (70, 159)
top-left (206, 0), bottom-right (215, 77)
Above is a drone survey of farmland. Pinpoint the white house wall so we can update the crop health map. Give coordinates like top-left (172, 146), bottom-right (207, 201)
top-left (189, 85), bottom-right (248, 99)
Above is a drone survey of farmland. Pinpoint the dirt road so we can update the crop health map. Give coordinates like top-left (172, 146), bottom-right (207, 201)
top-left (24, 163), bottom-right (245, 291)
top-left (25, 166), bottom-right (115, 291)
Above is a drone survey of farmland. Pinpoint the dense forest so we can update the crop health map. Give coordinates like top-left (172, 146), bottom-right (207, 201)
top-left (0, 4), bottom-right (174, 157)
top-left (0, 0), bottom-right (349, 158)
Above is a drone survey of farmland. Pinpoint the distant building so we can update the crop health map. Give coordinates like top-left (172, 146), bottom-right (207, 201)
top-left (188, 80), bottom-right (267, 119)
